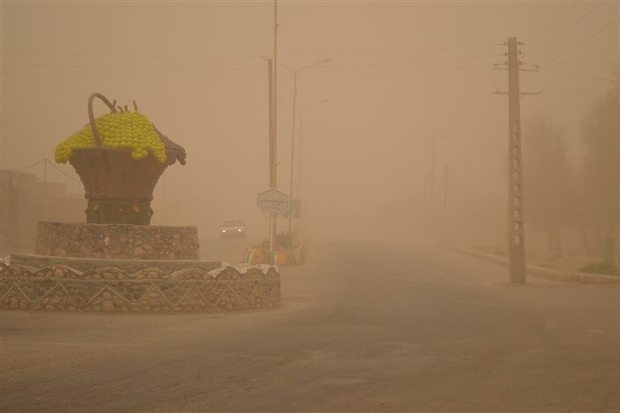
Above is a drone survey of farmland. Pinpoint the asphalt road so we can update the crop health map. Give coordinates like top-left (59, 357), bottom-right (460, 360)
top-left (199, 237), bottom-right (258, 264)
top-left (1, 241), bottom-right (618, 412)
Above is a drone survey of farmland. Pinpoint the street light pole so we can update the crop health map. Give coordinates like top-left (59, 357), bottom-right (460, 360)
top-left (267, 58), bottom-right (276, 251)
top-left (272, 0), bottom-right (279, 250)
top-left (296, 98), bottom-right (329, 204)
top-left (267, 59), bottom-right (276, 190)
top-left (287, 72), bottom-right (298, 232)
top-left (279, 58), bottom-right (333, 233)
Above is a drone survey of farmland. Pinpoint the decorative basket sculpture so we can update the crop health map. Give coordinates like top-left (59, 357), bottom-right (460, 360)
top-left (57, 92), bottom-right (186, 225)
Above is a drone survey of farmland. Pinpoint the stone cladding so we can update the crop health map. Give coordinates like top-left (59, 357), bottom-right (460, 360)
top-left (36, 222), bottom-right (199, 260)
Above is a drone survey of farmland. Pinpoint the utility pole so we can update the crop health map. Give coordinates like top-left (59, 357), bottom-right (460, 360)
top-left (267, 58), bottom-right (276, 251)
top-left (506, 36), bottom-right (526, 284)
top-left (429, 135), bottom-right (438, 208)
top-left (273, 0), bottom-right (278, 184)
top-left (280, 59), bottom-right (332, 233)
top-left (494, 36), bottom-right (540, 284)
top-left (424, 133), bottom-right (447, 213)
top-left (287, 72), bottom-right (298, 233)
top-left (268, 59), bottom-right (276, 189)
top-left (442, 163), bottom-right (449, 245)
top-left (420, 133), bottom-right (447, 241)
top-left (616, 66), bottom-right (620, 269)
top-left (271, 0), bottom-right (279, 250)
top-left (296, 110), bottom-right (304, 205)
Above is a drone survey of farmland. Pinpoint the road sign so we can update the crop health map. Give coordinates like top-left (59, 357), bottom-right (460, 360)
top-left (257, 189), bottom-right (289, 215)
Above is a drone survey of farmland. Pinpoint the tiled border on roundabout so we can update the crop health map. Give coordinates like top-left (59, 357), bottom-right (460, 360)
top-left (0, 257), bottom-right (280, 313)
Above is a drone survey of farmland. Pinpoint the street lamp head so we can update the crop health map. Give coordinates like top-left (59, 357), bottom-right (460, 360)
top-left (298, 57), bottom-right (334, 73)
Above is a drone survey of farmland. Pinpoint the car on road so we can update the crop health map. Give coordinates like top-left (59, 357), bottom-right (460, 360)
top-left (220, 219), bottom-right (246, 238)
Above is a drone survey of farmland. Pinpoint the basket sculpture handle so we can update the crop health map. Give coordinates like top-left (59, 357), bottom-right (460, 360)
top-left (88, 92), bottom-right (117, 147)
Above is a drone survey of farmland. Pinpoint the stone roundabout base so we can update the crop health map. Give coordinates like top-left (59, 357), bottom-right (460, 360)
top-left (0, 255), bottom-right (280, 314)
top-left (36, 221), bottom-right (199, 260)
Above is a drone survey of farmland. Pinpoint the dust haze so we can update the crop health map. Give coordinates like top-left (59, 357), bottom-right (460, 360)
top-left (1, 1), bottom-right (619, 411)
top-left (2, 1), bottom-right (617, 252)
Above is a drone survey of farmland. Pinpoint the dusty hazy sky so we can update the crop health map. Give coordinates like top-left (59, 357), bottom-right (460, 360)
top-left (1, 1), bottom-right (618, 244)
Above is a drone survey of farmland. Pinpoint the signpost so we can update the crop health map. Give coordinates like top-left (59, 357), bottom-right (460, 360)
top-left (257, 189), bottom-right (289, 251)
top-left (257, 189), bottom-right (289, 214)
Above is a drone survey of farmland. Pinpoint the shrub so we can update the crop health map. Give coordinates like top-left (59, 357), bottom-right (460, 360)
top-left (580, 262), bottom-right (619, 275)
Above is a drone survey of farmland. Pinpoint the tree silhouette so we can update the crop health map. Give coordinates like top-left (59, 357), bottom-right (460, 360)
top-left (580, 86), bottom-right (619, 252)
top-left (524, 114), bottom-right (573, 255)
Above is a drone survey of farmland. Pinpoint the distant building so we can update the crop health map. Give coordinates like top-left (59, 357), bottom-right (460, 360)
top-left (0, 169), bottom-right (85, 252)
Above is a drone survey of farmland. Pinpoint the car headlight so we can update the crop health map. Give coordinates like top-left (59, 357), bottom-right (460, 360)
top-left (222, 229), bottom-right (227, 233)
top-left (238, 229), bottom-right (242, 232)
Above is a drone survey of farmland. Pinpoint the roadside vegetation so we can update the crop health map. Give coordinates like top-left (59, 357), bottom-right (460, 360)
top-left (522, 85), bottom-right (619, 274)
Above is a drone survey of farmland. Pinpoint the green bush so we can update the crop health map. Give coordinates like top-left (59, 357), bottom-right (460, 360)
top-left (276, 232), bottom-right (298, 250)
top-left (580, 262), bottom-right (619, 275)
top-left (255, 232), bottom-right (300, 251)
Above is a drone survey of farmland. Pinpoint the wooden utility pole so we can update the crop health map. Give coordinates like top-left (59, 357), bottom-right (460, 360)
top-left (506, 36), bottom-right (526, 283)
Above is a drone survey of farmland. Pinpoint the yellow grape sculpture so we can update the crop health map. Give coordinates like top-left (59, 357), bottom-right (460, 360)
top-left (55, 111), bottom-right (167, 164)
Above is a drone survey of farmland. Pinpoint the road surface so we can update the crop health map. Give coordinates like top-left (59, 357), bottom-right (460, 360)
top-left (199, 237), bottom-right (257, 264)
top-left (1, 241), bottom-right (618, 412)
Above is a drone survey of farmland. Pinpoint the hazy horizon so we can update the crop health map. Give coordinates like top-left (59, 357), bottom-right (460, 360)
top-left (2, 1), bottom-right (618, 249)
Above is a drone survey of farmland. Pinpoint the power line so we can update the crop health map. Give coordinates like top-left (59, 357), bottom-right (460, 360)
top-left (311, 54), bottom-right (502, 70)
top-left (279, 42), bottom-right (503, 58)
top-left (539, 63), bottom-right (617, 83)
top-left (15, 158), bottom-right (44, 173)
top-left (13, 158), bottom-right (79, 182)
top-left (541, 0), bottom-right (607, 43)
top-left (3, 47), bottom-right (505, 73)
top-left (3, 52), bottom-right (502, 77)
top-left (45, 159), bottom-right (80, 182)
top-left (3, 61), bottom-right (266, 72)
top-left (2, 49), bottom-right (265, 60)
top-left (526, 45), bottom-right (618, 70)
top-left (528, 0), bottom-right (582, 44)
top-left (547, 16), bottom-right (619, 62)
top-left (556, 83), bottom-right (618, 98)
top-left (2, 68), bottom-right (265, 80)
top-left (3, 42), bottom-right (502, 61)
top-left (305, 63), bottom-right (491, 79)
top-left (4, 63), bottom-right (490, 81)
top-left (532, 54), bottom-right (617, 76)
top-left (550, 92), bottom-right (610, 119)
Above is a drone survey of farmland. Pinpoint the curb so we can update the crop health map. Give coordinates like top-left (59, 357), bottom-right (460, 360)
top-left (458, 249), bottom-right (619, 285)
